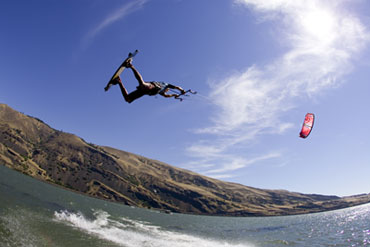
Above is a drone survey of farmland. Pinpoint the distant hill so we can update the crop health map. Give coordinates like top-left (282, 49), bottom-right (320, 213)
top-left (1, 103), bottom-right (369, 216)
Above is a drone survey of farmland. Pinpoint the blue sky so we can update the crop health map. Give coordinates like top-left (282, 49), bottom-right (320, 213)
top-left (1, 0), bottom-right (370, 196)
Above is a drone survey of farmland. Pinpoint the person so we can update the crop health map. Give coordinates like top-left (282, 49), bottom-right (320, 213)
top-left (109, 59), bottom-right (186, 103)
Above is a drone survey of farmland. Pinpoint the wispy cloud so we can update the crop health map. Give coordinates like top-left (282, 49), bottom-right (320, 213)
top-left (183, 151), bottom-right (282, 180)
top-left (204, 152), bottom-right (281, 174)
top-left (82, 0), bottom-right (148, 48)
top-left (187, 0), bottom-right (369, 178)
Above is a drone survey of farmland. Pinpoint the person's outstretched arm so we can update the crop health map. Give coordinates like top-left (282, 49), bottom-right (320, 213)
top-left (161, 92), bottom-right (180, 98)
top-left (167, 84), bottom-right (186, 94)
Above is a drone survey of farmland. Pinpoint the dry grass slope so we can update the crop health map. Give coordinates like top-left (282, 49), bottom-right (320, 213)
top-left (1, 103), bottom-right (369, 216)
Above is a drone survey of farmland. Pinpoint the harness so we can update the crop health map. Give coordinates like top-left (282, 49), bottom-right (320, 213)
top-left (150, 81), bottom-right (170, 95)
top-left (148, 81), bottom-right (197, 101)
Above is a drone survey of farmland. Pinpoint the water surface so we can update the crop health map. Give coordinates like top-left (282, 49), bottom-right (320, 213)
top-left (0, 165), bottom-right (369, 247)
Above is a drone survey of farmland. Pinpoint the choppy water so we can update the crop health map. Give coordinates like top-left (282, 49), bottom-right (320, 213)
top-left (0, 165), bottom-right (369, 247)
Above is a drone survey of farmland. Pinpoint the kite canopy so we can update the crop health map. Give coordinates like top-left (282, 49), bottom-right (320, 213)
top-left (300, 113), bottom-right (315, 138)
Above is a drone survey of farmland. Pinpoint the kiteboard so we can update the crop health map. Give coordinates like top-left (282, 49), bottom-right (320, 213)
top-left (299, 113), bottom-right (315, 138)
top-left (104, 50), bottom-right (139, 92)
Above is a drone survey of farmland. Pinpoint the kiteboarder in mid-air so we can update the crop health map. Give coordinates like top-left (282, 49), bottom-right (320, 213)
top-left (105, 50), bottom-right (195, 103)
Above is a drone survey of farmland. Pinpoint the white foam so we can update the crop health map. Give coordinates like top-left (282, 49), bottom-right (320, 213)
top-left (54, 210), bottom-right (254, 247)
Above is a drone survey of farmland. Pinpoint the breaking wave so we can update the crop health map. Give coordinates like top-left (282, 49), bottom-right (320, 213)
top-left (54, 210), bottom-right (253, 247)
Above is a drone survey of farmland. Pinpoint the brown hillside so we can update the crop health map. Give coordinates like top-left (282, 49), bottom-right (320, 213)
top-left (1, 103), bottom-right (369, 216)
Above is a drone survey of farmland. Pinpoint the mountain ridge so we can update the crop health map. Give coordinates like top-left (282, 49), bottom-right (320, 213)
top-left (1, 103), bottom-right (369, 216)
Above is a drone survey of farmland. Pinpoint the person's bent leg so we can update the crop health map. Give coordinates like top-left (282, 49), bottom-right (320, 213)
top-left (117, 82), bottom-right (134, 103)
top-left (126, 89), bottom-right (145, 103)
top-left (129, 66), bottom-right (146, 87)
top-left (112, 75), bottom-right (145, 103)
top-left (118, 82), bottom-right (145, 103)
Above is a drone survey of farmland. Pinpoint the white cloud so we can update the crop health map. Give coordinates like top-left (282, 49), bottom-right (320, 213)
top-left (83, 0), bottom-right (148, 47)
top-left (209, 0), bottom-right (369, 135)
top-left (204, 152), bottom-right (281, 175)
top-left (182, 151), bottom-right (281, 180)
top-left (186, 0), bottom-right (369, 178)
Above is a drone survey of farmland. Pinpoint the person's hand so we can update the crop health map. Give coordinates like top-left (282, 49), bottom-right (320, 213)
top-left (174, 94), bottom-right (183, 101)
